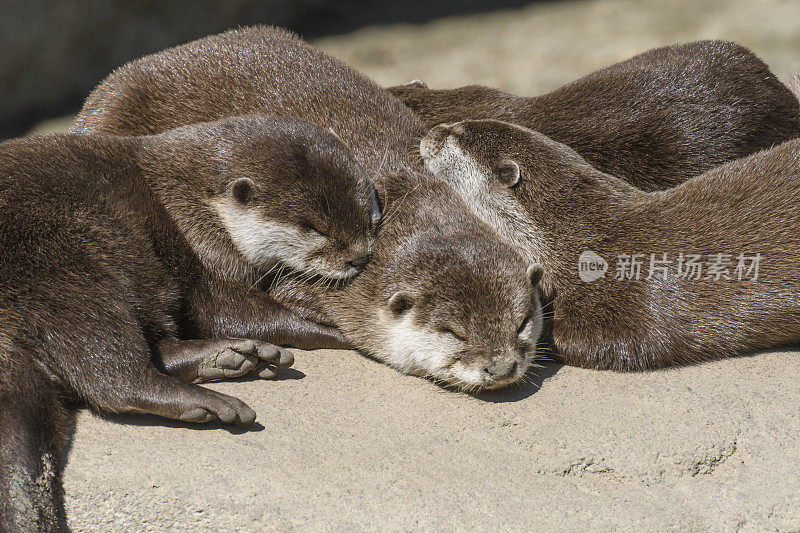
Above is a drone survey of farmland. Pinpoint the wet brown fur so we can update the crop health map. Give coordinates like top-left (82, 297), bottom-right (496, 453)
top-left (390, 40), bottom-right (800, 191)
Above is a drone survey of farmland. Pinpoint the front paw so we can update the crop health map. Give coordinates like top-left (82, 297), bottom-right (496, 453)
top-left (196, 339), bottom-right (294, 382)
top-left (177, 389), bottom-right (257, 426)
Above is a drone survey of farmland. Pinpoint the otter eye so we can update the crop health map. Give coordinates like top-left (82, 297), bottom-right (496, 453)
top-left (301, 222), bottom-right (328, 238)
top-left (368, 185), bottom-right (382, 229)
top-left (517, 316), bottom-right (531, 337)
top-left (439, 327), bottom-right (466, 342)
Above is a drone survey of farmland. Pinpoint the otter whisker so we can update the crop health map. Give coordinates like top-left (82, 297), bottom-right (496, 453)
top-left (249, 261), bottom-right (284, 290)
top-left (381, 182), bottom-right (421, 227)
top-left (268, 264), bottom-right (288, 292)
top-left (372, 142), bottom-right (390, 183)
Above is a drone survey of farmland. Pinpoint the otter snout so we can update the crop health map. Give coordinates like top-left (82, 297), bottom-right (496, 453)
top-left (342, 252), bottom-right (373, 277)
top-left (476, 352), bottom-right (528, 389)
top-left (334, 240), bottom-right (375, 279)
top-left (486, 359), bottom-right (518, 379)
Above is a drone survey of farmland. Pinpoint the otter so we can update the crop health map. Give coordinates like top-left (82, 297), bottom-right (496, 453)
top-left (389, 40), bottom-right (800, 191)
top-left (421, 118), bottom-right (800, 370)
top-left (0, 114), bottom-right (378, 531)
top-left (70, 26), bottom-right (545, 392)
top-left (275, 171), bottom-right (545, 390)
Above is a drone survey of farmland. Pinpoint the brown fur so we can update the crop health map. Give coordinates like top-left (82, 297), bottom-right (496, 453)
top-left (390, 40), bottom-right (800, 191)
top-left (71, 25), bottom-right (544, 392)
top-left (0, 115), bottom-right (377, 531)
top-left (422, 119), bottom-right (800, 370)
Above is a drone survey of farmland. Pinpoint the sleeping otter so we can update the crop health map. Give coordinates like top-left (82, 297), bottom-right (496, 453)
top-left (71, 26), bottom-right (545, 392)
top-left (390, 40), bottom-right (800, 190)
top-left (421, 118), bottom-right (800, 369)
top-left (0, 114), bottom-right (378, 531)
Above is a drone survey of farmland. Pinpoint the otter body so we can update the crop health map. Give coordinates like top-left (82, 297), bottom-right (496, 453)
top-left (72, 26), bottom-right (545, 391)
top-left (0, 115), bottom-right (377, 531)
top-left (390, 40), bottom-right (800, 190)
top-left (422, 119), bottom-right (800, 370)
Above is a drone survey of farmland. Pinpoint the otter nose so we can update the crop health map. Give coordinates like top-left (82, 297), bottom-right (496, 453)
top-left (348, 254), bottom-right (372, 270)
top-left (486, 360), bottom-right (518, 379)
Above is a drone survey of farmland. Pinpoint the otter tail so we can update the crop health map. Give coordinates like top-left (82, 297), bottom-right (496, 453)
top-left (0, 346), bottom-right (72, 533)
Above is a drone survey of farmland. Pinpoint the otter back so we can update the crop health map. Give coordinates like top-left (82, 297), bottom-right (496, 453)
top-left (389, 40), bottom-right (800, 190)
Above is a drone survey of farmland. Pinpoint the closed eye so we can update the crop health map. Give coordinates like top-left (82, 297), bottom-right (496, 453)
top-left (439, 327), bottom-right (466, 342)
top-left (517, 316), bottom-right (531, 337)
top-left (301, 222), bottom-right (328, 238)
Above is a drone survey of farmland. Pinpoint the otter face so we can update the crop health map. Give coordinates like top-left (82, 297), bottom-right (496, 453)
top-left (377, 232), bottom-right (544, 391)
top-left (210, 117), bottom-right (380, 280)
top-left (420, 121), bottom-right (549, 261)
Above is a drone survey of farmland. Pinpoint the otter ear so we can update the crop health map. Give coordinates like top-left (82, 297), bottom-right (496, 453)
top-left (496, 159), bottom-right (521, 187)
top-left (527, 264), bottom-right (543, 287)
top-left (230, 177), bottom-right (255, 204)
top-left (388, 291), bottom-right (414, 316)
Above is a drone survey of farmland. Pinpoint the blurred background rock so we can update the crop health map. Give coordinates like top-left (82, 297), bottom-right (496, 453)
top-left (8, 0), bottom-right (800, 139)
top-left (2, 0), bottom-right (533, 139)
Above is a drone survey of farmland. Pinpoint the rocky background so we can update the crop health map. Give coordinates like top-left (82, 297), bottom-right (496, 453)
top-left (1, 0), bottom-right (533, 139)
top-left (15, 0), bottom-right (800, 530)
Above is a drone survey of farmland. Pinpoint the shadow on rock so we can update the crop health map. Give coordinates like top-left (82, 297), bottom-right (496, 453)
top-left (228, 367), bottom-right (306, 383)
top-left (93, 412), bottom-right (267, 434)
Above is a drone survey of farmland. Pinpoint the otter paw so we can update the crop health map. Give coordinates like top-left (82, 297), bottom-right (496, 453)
top-left (178, 392), bottom-right (256, 426)
top-left (196, 340), bottom-right (294, 382)
top-left (251, 343), bottom-right (294, 380)
top-left (196, 339), bottom-right (259, 382)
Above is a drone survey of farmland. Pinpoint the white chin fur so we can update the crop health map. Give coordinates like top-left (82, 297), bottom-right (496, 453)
top-left (212, 199), bottom-right (331, 277)
top-left (379, 309), bottom-right (539, 390)
top-left (309, 260), bottom-right (361, 281)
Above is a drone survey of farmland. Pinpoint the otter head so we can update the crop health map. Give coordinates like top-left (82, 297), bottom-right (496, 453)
top-left (420, 119), bottom-right (597, 271)
top-left (377, 229), bottom-right (544, 391)
top-left (205, 116), bottom-right (381, 280)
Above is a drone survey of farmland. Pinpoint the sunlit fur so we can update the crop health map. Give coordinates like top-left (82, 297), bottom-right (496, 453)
top-left (212, 199), bottom-right (363, 280)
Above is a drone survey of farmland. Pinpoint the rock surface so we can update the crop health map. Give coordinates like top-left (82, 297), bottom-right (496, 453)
top-left (57, 0), bottom-right (800, 530)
